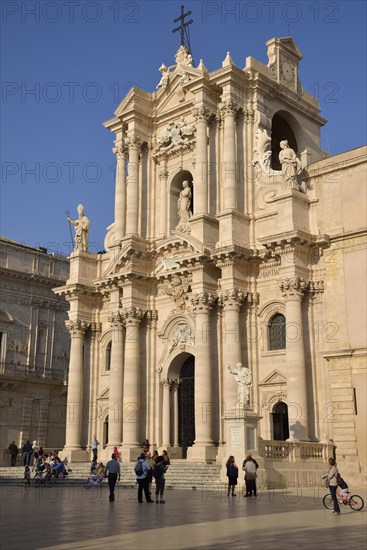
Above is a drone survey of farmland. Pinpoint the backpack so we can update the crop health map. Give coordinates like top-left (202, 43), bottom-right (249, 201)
top-left (244, 460), bottom-right (257, 480)
top-left (336, 472), bottom-right (344, 486)
top-left (153, 463), bottom-right (164, 479)
top-left (134, 460), bottom-right (144, 476)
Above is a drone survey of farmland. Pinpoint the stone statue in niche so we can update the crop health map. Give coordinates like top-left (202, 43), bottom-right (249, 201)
top-left (67, 204), bottom-right (90, 252)
top-left (177, 181), bottom-right (192, 223)
top-left (228, 362), bottom-right (252, 407)
top-left (279, 140), bottom-right (303, 190)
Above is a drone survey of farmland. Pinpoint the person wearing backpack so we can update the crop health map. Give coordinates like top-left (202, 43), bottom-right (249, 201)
top-left (153, 456), bottom-right (167, 503)
top-left (243, 454), bottom-right (259, 497)
top-left (135, 453), bottom-right (154, 503)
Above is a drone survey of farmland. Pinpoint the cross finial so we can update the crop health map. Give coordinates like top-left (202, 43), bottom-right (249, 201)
top-left (172, 5), bottom-right (193, 49)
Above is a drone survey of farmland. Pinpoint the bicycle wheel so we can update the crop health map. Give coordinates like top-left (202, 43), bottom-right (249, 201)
top-left (323, 494), bottom-right (334, 510)
top-left (349, 494), bottom-right (364, 511)
top-left (34, 477), bottom-right (42, 488)
top-left (84, 480), bottom-right (91, 489)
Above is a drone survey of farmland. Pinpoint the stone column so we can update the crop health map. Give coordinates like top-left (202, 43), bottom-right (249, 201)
top-left (219, 290), bottom-right (245, 413)
top-left (161, 378), bottom-right (172, 448)
top-left (121, 307), bottom-right (143, 456)
top-left (113, 144), bottom-right (128, 241)
top-left (126, 137), bottom-right (141, 235)
top-left (64, 320), bottom-right (89, 451)
top-left (192, 106), bottom-right (209, 215)
top-left (188, 293), bottom-right (216, 460)
top-left (221, 100), bottom-right (238, 210)
top-left (107, 313), bottom-right (124, 449)
top-left (159, 160), bottom-right (168, 237)
top-left (279, 277), bottom-right (309, 441)
top-left (172, 379), bottom-right (181, 447)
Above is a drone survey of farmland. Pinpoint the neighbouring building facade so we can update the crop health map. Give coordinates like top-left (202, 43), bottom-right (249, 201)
top-left (55, 37), bottom-right (366, 485)
top-left (0, 238), bottom-right (70, 464)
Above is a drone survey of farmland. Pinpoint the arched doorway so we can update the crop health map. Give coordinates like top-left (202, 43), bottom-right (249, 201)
top-left (272, 402), bottom-right (289, 441)
top-left (178, 356), bottom-right (195, 458)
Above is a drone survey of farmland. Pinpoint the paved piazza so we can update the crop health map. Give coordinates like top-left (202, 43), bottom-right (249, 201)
top-left (1, 486), bottom-right (366, 549)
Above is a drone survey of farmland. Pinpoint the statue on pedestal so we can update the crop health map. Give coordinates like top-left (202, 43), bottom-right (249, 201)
top-left (279, 140), bottom-right (302, 190)
top-left (228, 363), bottom-right (252, 407)
top-left (67, 204), bottom-right (90, 252)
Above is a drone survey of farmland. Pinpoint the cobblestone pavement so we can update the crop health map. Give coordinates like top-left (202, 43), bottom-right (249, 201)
top-left (1, 485), bottom-right (366, 550)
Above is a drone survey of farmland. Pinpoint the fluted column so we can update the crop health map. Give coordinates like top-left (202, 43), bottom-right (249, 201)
top-left (220, 100), bottom-right (238, 210)
top-left (113, 144), bottom-right (128, 241)
top-left (159, 160), bottom-right (168, 237)
top-left (126, 136), bottom-right (141, 235)
top-left (64, 320), bottom-right (89, 449)
top-left (279, 277), bottom-right (309, 441)
top-left (193, 106), bottom-right (209, 214)
top-left (191, 292), bottom-right (215, 446)
top-left (219, 290), bottom-right (245, 412)
top-left (172, 379), bottom-right (181, 447)
top-left (121, 307), bottom-right (143, 447)
top-left (107, 313), bottom-right (124, 449)
top-left (161, 378), bottom-right (172, 447)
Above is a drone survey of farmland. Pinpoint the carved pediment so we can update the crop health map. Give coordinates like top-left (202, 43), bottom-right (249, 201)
top-left (259, 369), bottom-right (287, 386)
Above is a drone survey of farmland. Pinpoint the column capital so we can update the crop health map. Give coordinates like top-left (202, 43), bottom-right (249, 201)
top-left (65, 319), bottom-right (90, 336)
top-left (279, 277), bottom-right (309, 300)
top-left (308, 280), bottom-right (324, 303)
top-left (126, 135), bottom-right (143, 151)
top-left (113, 143), bottom-right (128, 158)
top-left (161, 378), bottom-right (173, 389)
top-left (90, 321), bottom-right (102, 338)
top-left (219, 99), bottom-right (240, 117)
top-left (218, 289), bottom-right (246, 311)
top-left (190, 292), bottom-right (215, 313)
top-left (192, 105), bottom-right (210, 122)
top-left (122, 306), bottom-right (144, 326)
top-left (171, 378), bottom-right (181, 391)
top-left (159, 167), bottom-right (169, 180)
top-left (108, 312), bottom-right (124, 329)
top-left (146, 309), bottom-right (158, 328)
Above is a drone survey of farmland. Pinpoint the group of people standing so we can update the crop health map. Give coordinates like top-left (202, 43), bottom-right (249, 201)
top-left (8, 440), bottom-right (46, 467)
top-left (226, 454), bottom-right (259, 497)
top-left (104, 438), bottom-right (170, 504)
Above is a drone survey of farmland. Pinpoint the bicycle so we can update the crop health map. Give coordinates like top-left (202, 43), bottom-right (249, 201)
top-left (323, 489), bottom-right (364, 511)
top-left (34, 470), bottom-right (53, 488)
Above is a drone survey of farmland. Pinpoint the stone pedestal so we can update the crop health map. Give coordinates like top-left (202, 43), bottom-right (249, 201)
top-left (217, 210), bottom-right (250, 248)
top-left (220, 410), bottom-right (262, 481)
top-left (68, 250), bottom-right (98, 286)
top-left (190, 213), bottom-right (219, 248)
top-left (59, 449), bottom-right (89, 463)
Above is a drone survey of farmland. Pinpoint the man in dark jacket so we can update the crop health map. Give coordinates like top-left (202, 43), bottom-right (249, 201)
top-left (22, 441), bottom-right (32, 466)
top-left (8, 441), bottom-right (18, 466)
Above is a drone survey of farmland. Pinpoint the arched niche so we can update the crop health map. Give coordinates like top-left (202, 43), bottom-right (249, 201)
top-left (169, 169), bottom-right (193, 232)
top-left (271, 111), bottom-right (304, 170)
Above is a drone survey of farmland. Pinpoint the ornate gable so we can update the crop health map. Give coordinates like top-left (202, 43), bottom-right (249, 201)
top-left (259, 369), bottom-right (287, 386)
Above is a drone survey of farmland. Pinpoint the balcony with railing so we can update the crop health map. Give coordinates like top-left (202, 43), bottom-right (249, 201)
top-left (259, 439), bottom-right (334, 463)
top-left (0, 362), bottom-right (68, 384)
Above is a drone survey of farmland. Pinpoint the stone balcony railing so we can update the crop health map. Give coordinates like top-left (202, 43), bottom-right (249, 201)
top-left (259, 439), bottom-right (335, 463)
top-left (0, 362), bottom-right (68, 384)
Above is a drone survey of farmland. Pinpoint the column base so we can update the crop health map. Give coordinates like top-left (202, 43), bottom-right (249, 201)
top-left (59, 448), bottom-right (89, 463)
top-left (120, 446), bottom-right (142, 462)
top-left (186, 444), bottom-right (218, 462)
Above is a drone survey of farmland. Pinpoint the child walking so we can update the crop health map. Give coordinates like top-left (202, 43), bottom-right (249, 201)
top-left (226, 456), bottom-right (238, 496)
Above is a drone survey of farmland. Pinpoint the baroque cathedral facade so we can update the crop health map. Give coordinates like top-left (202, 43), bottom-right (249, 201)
top-left (55, 38), bottom-right (366, 483)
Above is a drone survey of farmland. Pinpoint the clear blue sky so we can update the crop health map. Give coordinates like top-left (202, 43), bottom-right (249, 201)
top-left (1, 0), bottom-right (366, 253)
